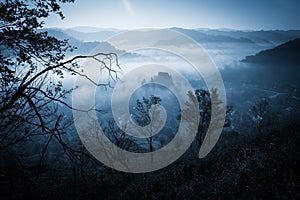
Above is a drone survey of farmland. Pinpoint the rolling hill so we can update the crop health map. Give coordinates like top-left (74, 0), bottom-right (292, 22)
top-left (242, 38), bottom-right (300, 66)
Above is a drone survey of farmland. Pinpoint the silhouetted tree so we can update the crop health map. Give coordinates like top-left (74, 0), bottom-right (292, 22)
top-left (178, 88), bottom-right (232, 147)
top-left (0, 0), bottom-right (119, 176)
top-left (131, 95), bottom-right (162, 152)
top-left (250, 98), bottom-right (275, 134)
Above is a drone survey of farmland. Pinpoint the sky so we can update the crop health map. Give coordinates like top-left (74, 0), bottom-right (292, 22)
top-left (45, 0), bottom-right (300, 30)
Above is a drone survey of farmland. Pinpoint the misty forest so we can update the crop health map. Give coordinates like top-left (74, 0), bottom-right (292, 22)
top-left (0, 0), bottom-right (299, 199)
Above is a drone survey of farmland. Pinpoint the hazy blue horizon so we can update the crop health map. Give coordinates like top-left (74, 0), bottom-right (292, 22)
top-left (44, 0), bottom-right (300, 31)
top-left (43, 25), bottom-right (300, 32)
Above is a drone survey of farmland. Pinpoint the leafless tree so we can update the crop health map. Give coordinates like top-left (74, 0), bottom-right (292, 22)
top-left (250, 98), bottom-right (275, 134)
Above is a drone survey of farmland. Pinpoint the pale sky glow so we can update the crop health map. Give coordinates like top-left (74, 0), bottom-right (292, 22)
top-left (123, 0), bottom-right (134, 16)
top-left (44, 0), bottom-right (300, 30)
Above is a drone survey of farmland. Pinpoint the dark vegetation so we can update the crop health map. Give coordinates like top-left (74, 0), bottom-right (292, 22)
top-left (1, 122), bottom-right (298, 200)
top-left (243, 38), bottom-right (300, 66)
top-left (0, 0), bottom-right (299, 199)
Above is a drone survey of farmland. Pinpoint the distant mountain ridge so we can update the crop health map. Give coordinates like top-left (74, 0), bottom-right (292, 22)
top-left (45, 27), bottom-right (300, 45)
top-left (196, 29), bottom-right (300, 45)
top-left (68, 26), bottom-right (120, 33)
top-left (242, 38), bottom-right (300, 66)
top-left (39, 28), bottom-right (127, 56)
top-left (171, 27), bottom-right (255, 44)
top-left (169, 27), bottom-right (300, 45)
top-left (38, 27), bottom-right (300, 68)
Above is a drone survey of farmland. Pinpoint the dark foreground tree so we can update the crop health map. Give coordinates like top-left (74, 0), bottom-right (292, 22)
top-left (178, 88), bottom-right (232, 147)
top-left (0, 0), bottom-right (119, 176)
